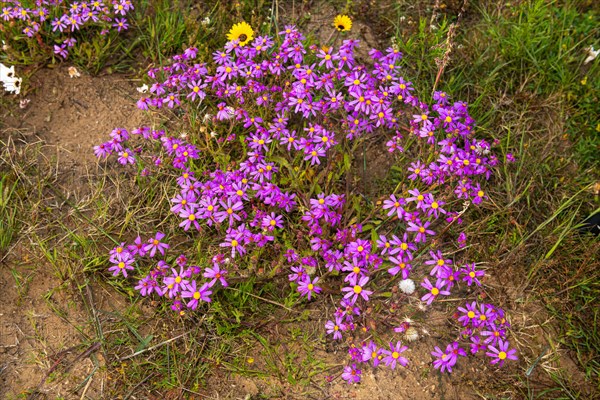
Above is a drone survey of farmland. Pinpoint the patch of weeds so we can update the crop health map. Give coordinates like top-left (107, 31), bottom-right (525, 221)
top-left (0, 173), bottom-right (20, 256)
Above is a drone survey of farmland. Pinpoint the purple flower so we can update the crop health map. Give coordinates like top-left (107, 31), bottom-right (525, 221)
top-left (113, 18), bottom-right (129, 32)
top-left (461, 263), bottom-right (484, 286)
top-left (163, 267), bottom-right (190, 298)
top-left (420, 278), bottom-right (450, 305)
top-left (135, 276), bottom-right (162, 296)
top-left (203, 265), bottom-right (228, 287)
top-left (145, 232), bottom-right (170, 257)
top-left (220, 230), bottom-right (246, 258)
top-left (126, 236), bottom-right (147, 257)
top-left (341, 275), bottom-right (372, 304)
top-left (361, 341), bottom-right (383, 367)
top-left (297, 276), bottom-right (321, 300)
top-left (485, 339), bottom-right (517, 367)
top-left (425, 250), bottom-right (452, 278)
top-left (457, 232), bottom-right (467, 248)
top-left (325, 316), bottom-right (345, 340)
top-left (431, 345), bottom-right (456, 373)
top-left (481, 323), bottom-right (505, 346)
top-left (117, 149), bottom-right (135, 165)
top-left (407, 220), bottom-right (435, 243)
top-left (109, 242), bottom-right (129, 261)
top-left (181, 280), bottom-right (212, 310)
top-left (457, 301), bottom-right (477, 326)
top-left (341, 363), bottom-right (361, 384)
top-left (215, 198), bottom-right (243, 225)
top-left (108, 252), bottom-right (135, 277)
top-left (381, 341), bottom-right (408, 369)
top-left (178, 207), bottom-right (201, 231)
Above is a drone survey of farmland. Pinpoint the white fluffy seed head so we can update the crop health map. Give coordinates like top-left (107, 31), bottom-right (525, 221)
top-left (404, 327), bottom-right (419, 342)
top-left (398, 279), bottom-right (416, 294)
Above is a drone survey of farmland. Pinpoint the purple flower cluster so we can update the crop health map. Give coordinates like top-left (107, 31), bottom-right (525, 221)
top-left (2, 0), bottom-right (133, 58)
top-left (108, 232), bottom-right (230, 314)
top-left (339, 340), bottom-right (409, 384)
top-left (94, 24), bottom-right (515, 383)
top-left (431, 302), bottom-right (517, 373)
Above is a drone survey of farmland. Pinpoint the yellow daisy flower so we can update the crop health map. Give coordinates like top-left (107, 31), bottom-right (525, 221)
top-left (227, 21), bottom-right (254, 46)
top-left (333, 15), bottom-right (352, 32)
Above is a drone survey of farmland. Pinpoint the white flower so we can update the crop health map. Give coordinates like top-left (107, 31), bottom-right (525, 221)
top-left (398, 279), bottom-right (416, 294)
top-left (203, 113), bottom-right (213, 122)
top-left (584, 46), bottom-right (599, 65)
top-left (68, 66), bottom-right (80, 78)
top-left (201, 16), bottom-right (210, 26)
top-left (19, 99), bottom-right (30, 109)
top-left (0, 63), bottom-right (22, 94)
top-left (137, 84), bottom-right (149, 93)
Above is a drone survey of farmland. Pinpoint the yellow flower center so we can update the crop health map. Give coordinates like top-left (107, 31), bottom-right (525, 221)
top-left (175, 276), bottom-right (182, 283)
top-left (353, 285), bottom-right (362, 294)
top-left (431, 287), bottom-right (439, 296)
top-left (231, 239), bottom-right (238, 247)
top-left (193, 292), bottom-right (201, 300)
top-left (498, 351), bottom-right (507, 360)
